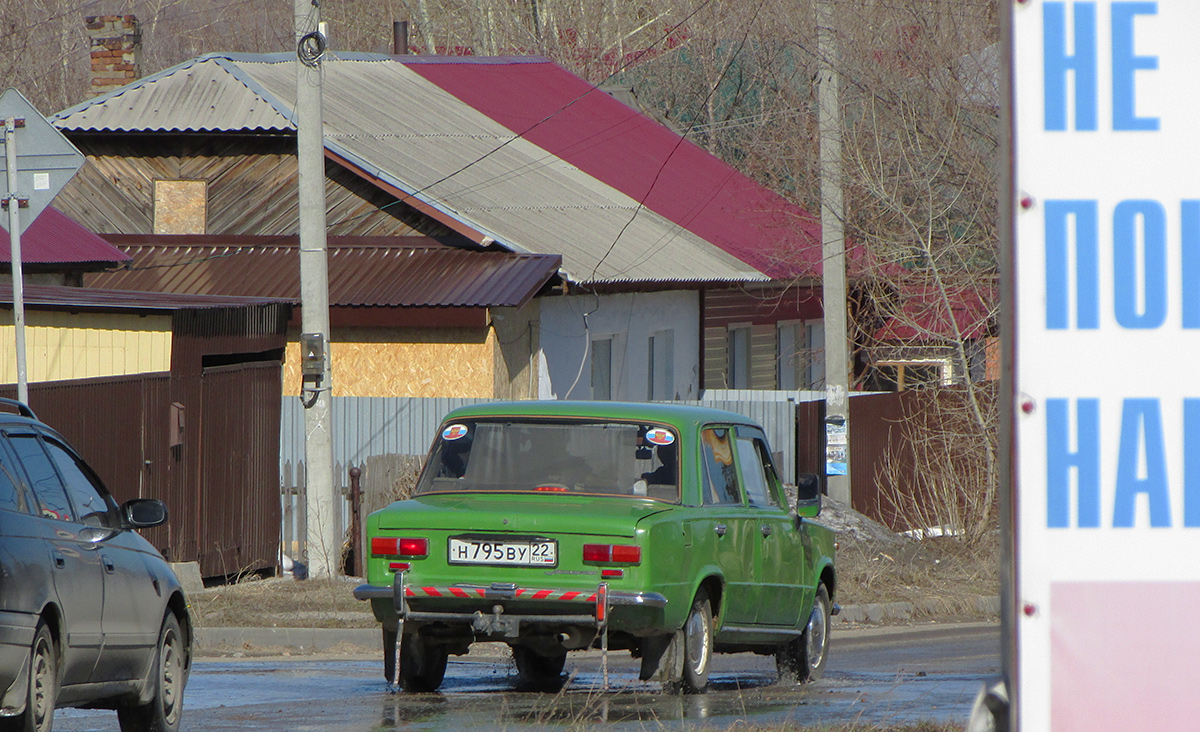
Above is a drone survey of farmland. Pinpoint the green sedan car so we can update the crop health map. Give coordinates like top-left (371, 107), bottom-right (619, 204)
top-left (354, 401), bottom-right (837, 693)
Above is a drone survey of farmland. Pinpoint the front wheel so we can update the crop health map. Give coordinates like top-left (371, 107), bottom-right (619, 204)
top-left (776, 583), bottom-right (831, 683)
top-left (398, 633), bottom-right (449, 692)
top-left (0, 621), bottom-right (57, 732)
top-left (118, 613), bottom-right (188, 732)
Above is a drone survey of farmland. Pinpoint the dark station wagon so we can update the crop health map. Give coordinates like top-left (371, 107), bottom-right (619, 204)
top-left (355, 401), bottom-right (836, 693)
top-left (0, 399), bottom-right (190, 732)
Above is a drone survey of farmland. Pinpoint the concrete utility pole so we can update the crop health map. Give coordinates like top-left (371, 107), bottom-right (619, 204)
top-left (294, 0), bottom-right (339, 577)
top-left (816, 0), bottom-right (851, 505)
top-left (4, 118), bottom-right (28, 404)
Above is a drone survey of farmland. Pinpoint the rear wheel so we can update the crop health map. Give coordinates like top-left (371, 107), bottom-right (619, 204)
top-left (0, 621), bottom-right (56, 732)
top-left (398, 633), bottom-right (449, 692)
top-left (118, 613), bottom-right (187, 732)
top-left (776, 583), bottom-right (831, 683)
top-left (676, 588), bottom-right (713, 694)
top-left (512, 646), bottom-right (567, 690)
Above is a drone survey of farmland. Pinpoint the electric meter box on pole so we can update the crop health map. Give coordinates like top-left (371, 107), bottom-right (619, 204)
top-left (1013, 2), bottom-right (1200, 730)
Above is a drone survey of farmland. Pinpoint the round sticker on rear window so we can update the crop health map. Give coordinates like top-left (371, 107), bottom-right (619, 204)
top-left (442, 423), bottom-right (470, 441)
top-left (645, 428), bottom-right (675, 446)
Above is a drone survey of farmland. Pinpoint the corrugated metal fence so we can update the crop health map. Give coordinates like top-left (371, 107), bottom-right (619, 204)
top-left (277, 390), bottom-right (985, 568)
top-left (278, 393), bottom-right (813, 566)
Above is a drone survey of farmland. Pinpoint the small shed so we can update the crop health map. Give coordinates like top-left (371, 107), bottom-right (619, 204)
top-left (1, 283), bottom-right (293, 578)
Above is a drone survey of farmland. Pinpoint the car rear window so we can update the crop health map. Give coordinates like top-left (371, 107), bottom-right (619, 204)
top-left (414, 419), bottom-right (679, 501)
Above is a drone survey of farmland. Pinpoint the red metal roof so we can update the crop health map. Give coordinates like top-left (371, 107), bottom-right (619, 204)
top-left (86, 236), bottom-right (561, 309)
top-left (873, 284), bottom-right (995, 342)
top-left (0, 282), bottom-right (291, 312)
top-left (0, 208), bottom-right (129, 267)
top-left (402, 56), bottom-right (823, 280)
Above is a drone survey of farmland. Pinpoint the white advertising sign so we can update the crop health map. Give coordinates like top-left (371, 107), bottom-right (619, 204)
top-left (1014, 2), bottom-right (1200, 730)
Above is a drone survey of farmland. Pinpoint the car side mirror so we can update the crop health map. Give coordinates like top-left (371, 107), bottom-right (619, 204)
top-left (794, 473), bottom-right (822, 518)
top-left (123, 498), bottom-right (169, 529)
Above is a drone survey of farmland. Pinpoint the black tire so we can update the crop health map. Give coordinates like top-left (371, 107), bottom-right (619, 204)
top-left (512, 646), bottom-right (567, 690)
top-left (398, 633), bottom-right (449, 692)
top-left (0, 621), bottom-right (57, 732)
top-left (776, 583), bottom-right (831, 684)
top-left (680, 588), bottom-right (714, 694)
top-left (118, 613), bottom-right (187, 732)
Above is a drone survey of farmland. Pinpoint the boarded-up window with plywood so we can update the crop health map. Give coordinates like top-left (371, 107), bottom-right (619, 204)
top-left (154, 180), bottom-right (207, 234)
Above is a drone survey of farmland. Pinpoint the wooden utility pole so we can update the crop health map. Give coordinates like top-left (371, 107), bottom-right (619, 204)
top-left (816, 0), bottom-right (851, 505)
top-left (294, 0), bottom-right (338, 577)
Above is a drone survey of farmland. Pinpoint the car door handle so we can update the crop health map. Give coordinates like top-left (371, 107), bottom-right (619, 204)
top-left (714, 524), bottom-right (727, 537)
top-left (761, 524), bottom-right (772, 537)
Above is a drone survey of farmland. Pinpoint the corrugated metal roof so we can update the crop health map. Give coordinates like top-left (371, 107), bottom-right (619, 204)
top-left (406, 56), bottom-right (823, 280)
top-left (86, 236), bottom-right (560, 308)
top-left (0, 208), bottom-right (129, 267)
top-left (0, 282), bottom-right (292, 312)
top-left (52, 54), bottom-right (766, 286)
top-left (54, 54), bottom-right (294, 133)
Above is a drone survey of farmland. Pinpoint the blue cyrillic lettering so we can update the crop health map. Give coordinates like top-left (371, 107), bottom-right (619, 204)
top-left (1111, 2), bottom-right (1159, 131)
top-left (1112, 200), bottom-right (1167, 328)
top-left (1044, 2), bottom-right (1098, 131)
top-left (1047, 398), bottom-right (1101, 527)
top-left (1113, 399), bottom-right (1171, 527)
top-left (1184, 202), bottom-right (1200, 328)
top-left (1186, 399), bottom-right (1200, 527)
top-left (1045, 200), bottom-right (1099, 329)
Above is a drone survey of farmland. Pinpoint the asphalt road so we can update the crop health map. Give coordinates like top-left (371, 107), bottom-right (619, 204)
top-left (53, 622), bottom-right (1000, 731)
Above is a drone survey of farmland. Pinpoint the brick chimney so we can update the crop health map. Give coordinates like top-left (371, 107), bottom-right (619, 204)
top-left (85, 15), bottom-right (142, 97)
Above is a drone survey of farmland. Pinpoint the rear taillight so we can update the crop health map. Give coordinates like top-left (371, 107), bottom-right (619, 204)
top-left (371, 536), bottom-right (429, 558)
top-left (582, 544), bottom-right (641, 565)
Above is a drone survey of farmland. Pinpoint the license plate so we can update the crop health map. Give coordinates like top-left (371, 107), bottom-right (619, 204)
top-left (447, 538), bottom-right (557, 566)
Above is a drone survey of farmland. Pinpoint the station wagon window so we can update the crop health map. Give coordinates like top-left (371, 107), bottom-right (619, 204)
top-left (0, 439), bottom-right (31, 514)
top-left (44, 438), bottom-right (117, 529)
top-left (700, 427), bottom-right (741, 505)
top-left (415, 419), bottom-right (680, 502)
top-left (7, 434), bottom-right (74, 522)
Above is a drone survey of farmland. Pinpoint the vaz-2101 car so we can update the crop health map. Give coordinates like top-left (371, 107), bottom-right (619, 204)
top-left (355, 401), bottom-right (836, 693)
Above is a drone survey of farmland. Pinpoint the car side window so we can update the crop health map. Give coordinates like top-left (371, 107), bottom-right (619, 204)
top-left (7, 433), bottom-right (75, 522)
top-left (700, 427), bottom-right (742, 505)
top-left (43, 438), bottom-right (117, 529)
top-left (0, 438), bottom-right (32, 514)
top-left (735, 434), bottom-right (777, 507)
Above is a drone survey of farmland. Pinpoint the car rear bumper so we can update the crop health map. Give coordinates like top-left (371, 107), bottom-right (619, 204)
top-left (356, 580), bottom-right (666, 608)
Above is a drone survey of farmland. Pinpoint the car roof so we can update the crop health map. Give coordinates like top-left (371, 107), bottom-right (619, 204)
top-left (440, 400), bottom-right (761, 431)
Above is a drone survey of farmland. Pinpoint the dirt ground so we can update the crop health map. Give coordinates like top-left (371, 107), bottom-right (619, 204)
top-left (187, 498), bottom-right (1000, 631)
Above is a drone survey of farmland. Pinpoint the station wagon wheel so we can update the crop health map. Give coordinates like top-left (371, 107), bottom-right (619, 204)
top-left (0, 621), bottom-right (57, 732)
top-left (776, 583), bottom-right (831, 683)
top-left (681, 588), bottom-right (714, 694)
top-left (398, 633), bottom-right (449, 692)
top-left (512, 646), bottom-right (567, 691)
top-left (118, 613), bottom-right (187, 732)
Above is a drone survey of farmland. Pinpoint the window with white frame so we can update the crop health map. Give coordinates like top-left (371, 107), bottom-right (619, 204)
top-left (777, 320), bottom-right (825, 389)
top-left (726, 326), bottom-right (751, 389)
top-left (590, 337), bottom-right (613, 400)
top-left (648, 330), bottom-right (674, 401)
top-left (872, 359), bottom-right (954, 391)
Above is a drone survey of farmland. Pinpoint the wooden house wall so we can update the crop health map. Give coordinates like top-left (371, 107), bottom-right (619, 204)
top-left (56, 135), bottom-right (456, 238)
top-left (701, 285), bottom-right (823, 390)
top-left (0, 310), bottom-right (173, 383)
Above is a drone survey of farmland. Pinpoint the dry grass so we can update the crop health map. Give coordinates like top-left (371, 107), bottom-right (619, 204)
top-left (188, 575), bottom-right (376, 629)
top-left (834, 532), bottom-right (999, 619)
